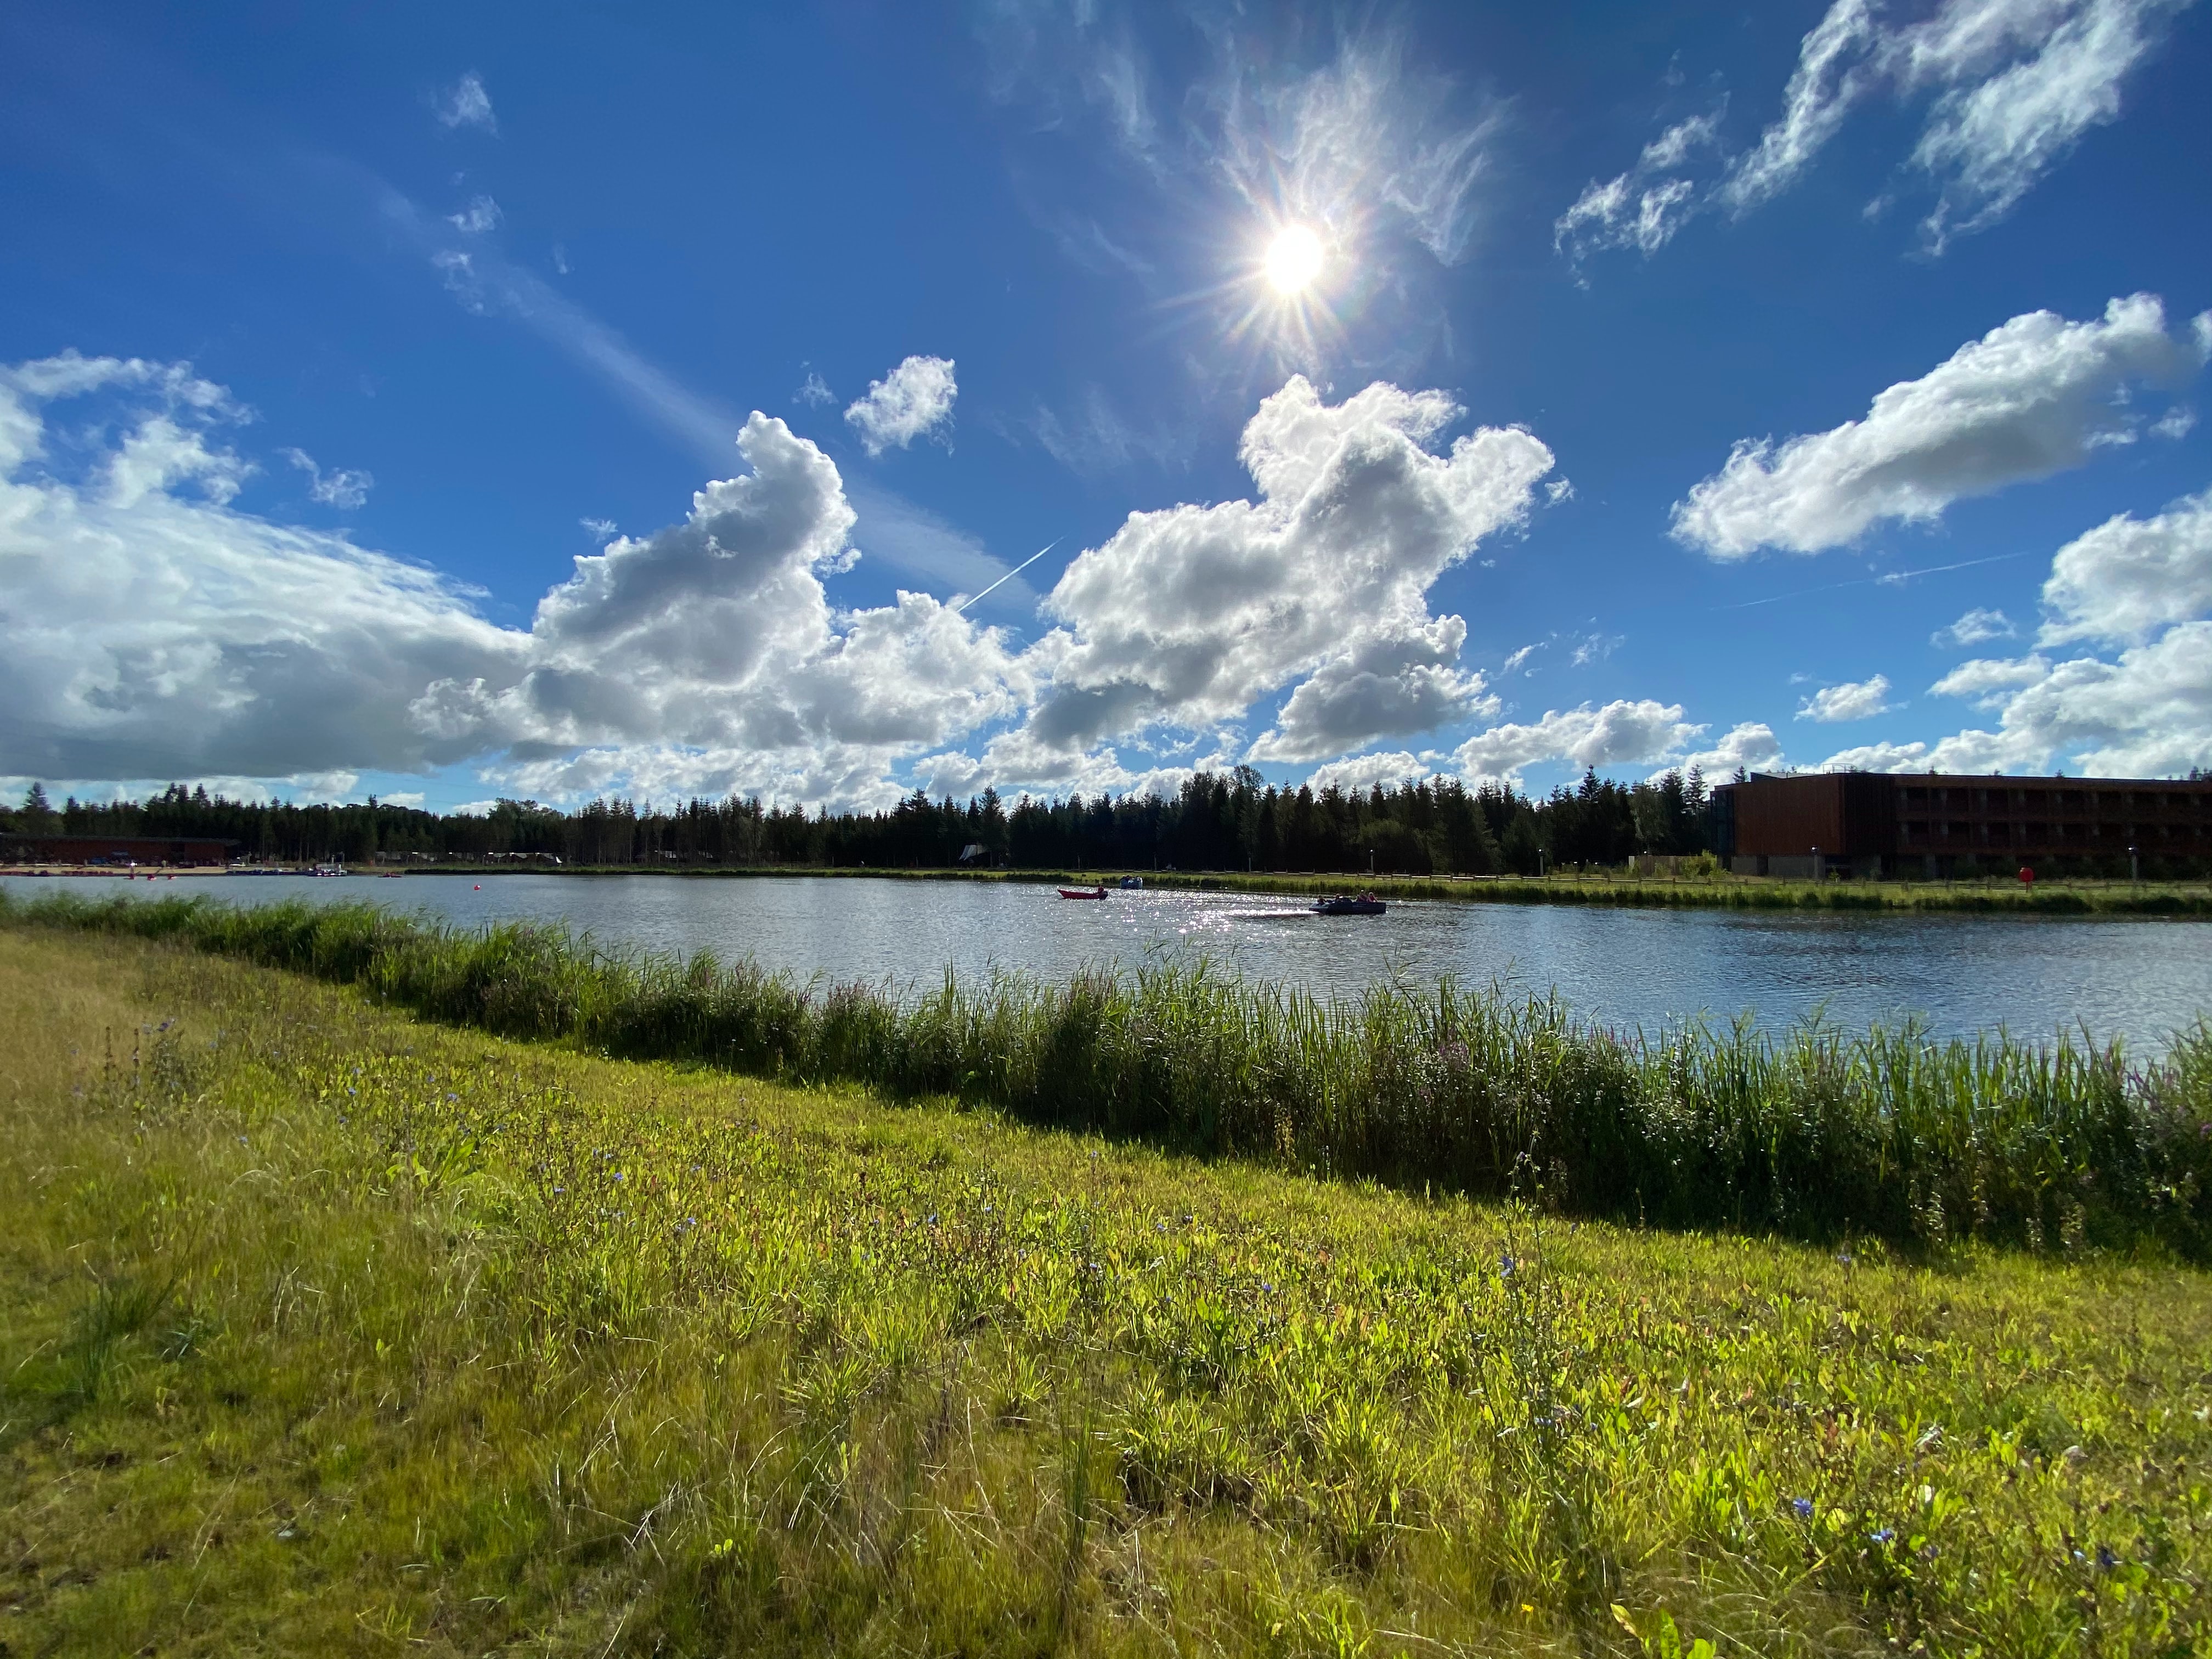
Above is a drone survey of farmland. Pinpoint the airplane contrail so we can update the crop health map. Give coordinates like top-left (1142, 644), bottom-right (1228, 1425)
top-left (951, 540), bottom-right (1060, 613)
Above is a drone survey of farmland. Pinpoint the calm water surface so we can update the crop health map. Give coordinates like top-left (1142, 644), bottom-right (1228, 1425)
top-left (9, 871), bottom-right (2209, 1048)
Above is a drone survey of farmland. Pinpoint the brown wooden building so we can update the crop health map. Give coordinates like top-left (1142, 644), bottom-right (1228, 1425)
top-left (1, 835), bottom-right (235, 867)
top-left (1710, 772), bottom-right (2212, 877)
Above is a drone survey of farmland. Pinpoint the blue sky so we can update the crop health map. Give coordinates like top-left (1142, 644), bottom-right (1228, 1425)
top-left (3, 1), bottom-right (2208, 812)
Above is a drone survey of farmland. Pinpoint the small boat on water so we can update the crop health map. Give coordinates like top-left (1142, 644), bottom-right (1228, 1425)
top-left (1312, 892), bottom-right (1386, 916)
top-left (1119, 875), bottom-right (1144, 889)
top-left (1057, 885), bottom-right (1110, 900)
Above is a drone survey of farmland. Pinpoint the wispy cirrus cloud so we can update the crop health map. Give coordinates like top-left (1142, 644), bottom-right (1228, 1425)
top-left (280, 447), bottom-right (373, 510)
top-left (977, 9), bottom-right (1506, 378)
top-left (434, 71), bottom-right (497, 134)
top-left (1559, 0), bottom-right (2194, 266)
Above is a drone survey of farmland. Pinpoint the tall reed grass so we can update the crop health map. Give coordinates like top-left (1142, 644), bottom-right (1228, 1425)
top-left (9, 889), bottom-right (2208, 1253)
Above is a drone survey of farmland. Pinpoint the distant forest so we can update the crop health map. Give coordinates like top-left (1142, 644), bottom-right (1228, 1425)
top-left (3, 767), bottom-right (1720, 876)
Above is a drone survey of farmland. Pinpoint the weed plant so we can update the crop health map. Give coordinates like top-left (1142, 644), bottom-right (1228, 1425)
top-left (9, 889), bottom-right (2210, 1258)
top-left (3, 924), bottom-right (2209, 1655)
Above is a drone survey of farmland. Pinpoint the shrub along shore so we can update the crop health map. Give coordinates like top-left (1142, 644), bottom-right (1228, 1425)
top-left (9, 889), bottom-right (2209, 1259)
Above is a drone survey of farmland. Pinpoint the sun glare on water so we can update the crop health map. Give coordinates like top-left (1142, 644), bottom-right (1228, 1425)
top-left (1264, 224), bottom-right (1325, 295)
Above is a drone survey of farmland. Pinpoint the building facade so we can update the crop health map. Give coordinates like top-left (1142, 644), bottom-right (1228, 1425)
top-left (1709, 772), bottom-right (2211, 878)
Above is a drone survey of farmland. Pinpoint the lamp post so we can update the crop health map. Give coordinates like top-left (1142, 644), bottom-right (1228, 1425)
top-left (2129, 841), bottom-right (2139, 886)
top-left (1811, 844), bottom-right (1820, 883)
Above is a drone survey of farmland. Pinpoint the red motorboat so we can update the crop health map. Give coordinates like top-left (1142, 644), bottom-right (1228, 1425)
top-left (1057, 885), bottom-right (1110, 900)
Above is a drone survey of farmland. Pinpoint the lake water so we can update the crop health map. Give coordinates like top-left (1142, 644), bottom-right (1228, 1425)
top-left (7, 871), bottom-right (2209, 1049)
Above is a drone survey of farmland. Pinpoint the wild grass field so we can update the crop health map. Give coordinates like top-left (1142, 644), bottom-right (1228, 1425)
top-left (3, 920), bottom-right (2210, 1655)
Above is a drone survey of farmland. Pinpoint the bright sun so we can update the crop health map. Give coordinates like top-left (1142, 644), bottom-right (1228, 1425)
top-left (1264, 224), bottom-right (1325, 295)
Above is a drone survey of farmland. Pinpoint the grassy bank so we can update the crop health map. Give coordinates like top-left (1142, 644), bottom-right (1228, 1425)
top-left (8, 890), bottom-right (2210, 1261)
top-left (371, 862), bottom-right (2212, 916)
top-left (4, 923), bottom-right (2210, 1655)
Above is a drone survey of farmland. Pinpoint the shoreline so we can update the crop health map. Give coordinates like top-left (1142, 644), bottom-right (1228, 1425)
top-left (8, 885), bottom-right (2210, 1246)
top-left (8, 859), bottom-right (2209, 915)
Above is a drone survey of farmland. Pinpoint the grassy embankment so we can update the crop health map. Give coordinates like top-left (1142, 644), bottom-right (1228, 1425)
top-left (391, 862), bottom-right (2212, 916)
top-left (9, 889), bottom-right (2212, 1255)
top-left (5, 918), bottom-right (2212, 1656)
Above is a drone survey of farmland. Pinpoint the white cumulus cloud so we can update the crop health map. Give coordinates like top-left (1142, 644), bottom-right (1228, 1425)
top-left (0, 354), bottom-right (522, 783)
top-left (411, 411), bottom-right (1029, 788)
top-left (994, 375), bottom-right (1551, 781)
top-left (0, 352), bottom-right (1037, 812)
top-left (1672, 294), bottom-right (2208, 558)
top-left (1931, 654), bottom-right (2053, 706)
top-left (1672, 721), bottom-right (1785, 779)
top-left (1306, 751), bottom-right (1431, 793)
top-left (1797, 674), bottom-right (1895, 722)
top-left (2038, 487), bottom-right (2212, 644)
top-left (844, 356), bottom-right (958, 456)
top-left (1820, 477), bottom-right (2212, 778)
top-left (1452, 700), bottom-right (1702, 787)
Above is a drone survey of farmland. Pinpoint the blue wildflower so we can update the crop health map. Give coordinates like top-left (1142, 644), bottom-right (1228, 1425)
top-left (2096, 1544), bottom-right (2119, 1571)
top-left (1792, 1498), bottom-right (1814, 1520)
top-left (1870, 1527), bottom-right (1895, 1545)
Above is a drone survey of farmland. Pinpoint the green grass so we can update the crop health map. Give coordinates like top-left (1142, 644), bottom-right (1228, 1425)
top-left (9, 889), bottom-right (2212, 1260)
top-left (4, 923), bottom-right (2211, 1655)
top-left (397, 863), bottom-right (2212, 916)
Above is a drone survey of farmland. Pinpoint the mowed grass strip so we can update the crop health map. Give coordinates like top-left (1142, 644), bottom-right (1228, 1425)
top-left (2, 925), bottom-right (2210, 1656)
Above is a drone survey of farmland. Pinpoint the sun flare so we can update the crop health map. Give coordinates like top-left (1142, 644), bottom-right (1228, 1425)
top-left (1263, 224), bottom-right (1325, 295)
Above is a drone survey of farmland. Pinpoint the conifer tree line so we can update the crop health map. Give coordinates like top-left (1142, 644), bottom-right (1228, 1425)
top-left (3, 767), bottom-right (1718, 875)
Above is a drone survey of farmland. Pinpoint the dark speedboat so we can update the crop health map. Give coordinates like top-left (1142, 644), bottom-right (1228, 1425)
top-left (1312, 893), bottom-right (1385, 916)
